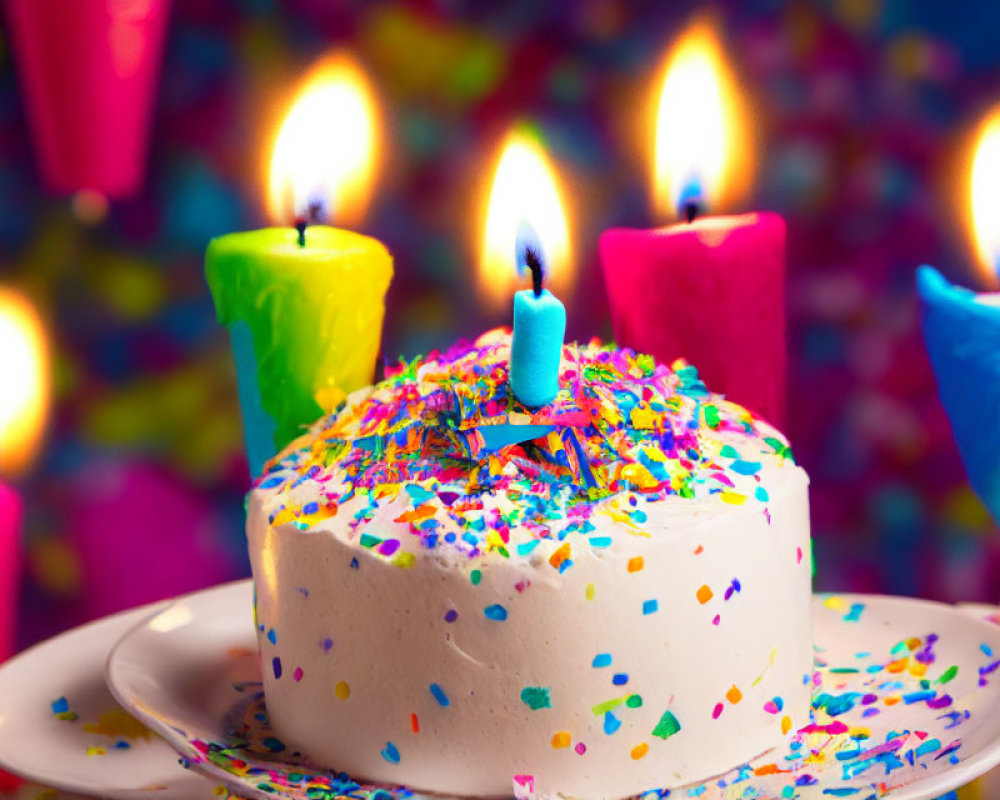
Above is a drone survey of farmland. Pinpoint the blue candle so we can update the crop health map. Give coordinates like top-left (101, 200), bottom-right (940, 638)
top-left (510, 242), bottom-right (566, 408)
top-left (918, 265), bottom-right (1000, 522)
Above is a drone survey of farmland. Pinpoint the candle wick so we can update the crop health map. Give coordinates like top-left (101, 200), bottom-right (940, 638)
top-left (525, 246), bottom-right (543, 297)
top-left (683, 201), bottom-right (701, 224)
top-left (295, 201), bottom-right (324, 248)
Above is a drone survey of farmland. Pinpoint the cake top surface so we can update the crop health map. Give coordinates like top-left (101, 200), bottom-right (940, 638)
top-left (254, 329), bottom-right (802, 561)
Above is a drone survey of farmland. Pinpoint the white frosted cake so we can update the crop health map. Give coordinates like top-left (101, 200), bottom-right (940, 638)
top-left (247, 330), bottom-right (812, 799)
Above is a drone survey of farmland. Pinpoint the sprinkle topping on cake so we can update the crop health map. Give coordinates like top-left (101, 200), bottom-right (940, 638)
top-left (255, 329), bottom-right (797, 559)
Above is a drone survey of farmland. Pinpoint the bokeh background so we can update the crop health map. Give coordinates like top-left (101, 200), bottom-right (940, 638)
top-left (3, 0), bottom-right (1000, 648)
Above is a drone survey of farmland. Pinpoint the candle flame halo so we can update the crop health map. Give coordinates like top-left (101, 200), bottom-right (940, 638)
top-left (0, 288), bottom-right (49, 476)
top-left (652, 15), bottom-right (752, 220)
top-left (267, 53), bottom-right (380, 228)
top-left (479, 128), bottom-right (572, 311)
top-left (968, 106), bottom-right (1000, 283)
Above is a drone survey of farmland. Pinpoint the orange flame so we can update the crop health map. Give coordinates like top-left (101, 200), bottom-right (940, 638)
top-left (478, 129), bottom-right (572, 311)
top-left (267, 54), bottom-right (380, 227)
top-left (652, 15), bottom-right (752, 219)
top-left (0, 289), bottom-right (49, 476)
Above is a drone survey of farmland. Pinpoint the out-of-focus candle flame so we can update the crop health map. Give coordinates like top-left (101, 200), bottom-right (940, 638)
top-left (267, 54), bottom-right (379, 228)
top-left (969, 107), bottom-right (1000, 283)
top-left (0, 289), bottom-right (49, 476)
top-left (479, 130), bottom-right (572, 311)
top-left (652, 16), bottom-right (751, 219)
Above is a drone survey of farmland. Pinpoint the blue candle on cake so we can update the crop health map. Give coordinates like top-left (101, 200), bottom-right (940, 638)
top-left (919, 106), bottom-right (1000, 521)
top-left (477, 127), bottom-right (573, 411)
top-left (511, 223), bottom-right (566, 408)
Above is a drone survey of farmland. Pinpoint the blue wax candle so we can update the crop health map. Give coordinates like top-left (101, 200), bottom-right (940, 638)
top-left (918, 265), bottom-right (1000, 522)
top-left (509, 224), bottom-right (567, 407)
top-left (511, 286), bottom-right (566, 407)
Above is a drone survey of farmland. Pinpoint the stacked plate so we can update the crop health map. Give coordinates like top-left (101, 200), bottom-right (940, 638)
top-left (2, 580), bottom-right (1000, 800)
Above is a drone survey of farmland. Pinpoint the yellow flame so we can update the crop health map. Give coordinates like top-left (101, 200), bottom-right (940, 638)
top-left (652, 16), bottom-right (752, 219)
top-left (969, 107), bottom-right (1000, 282)
top-left (0, 289), bottom-right (49, 476)
top-left (479, 130), bottom-right (572, 310)
top-left (267, 54), bottom-right (380, 227)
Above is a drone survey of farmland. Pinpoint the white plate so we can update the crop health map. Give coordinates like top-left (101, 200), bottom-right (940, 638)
top-left (0, 595), bottom-right (225, 799)
top-left (107, 580), bottom-right (1000, 800)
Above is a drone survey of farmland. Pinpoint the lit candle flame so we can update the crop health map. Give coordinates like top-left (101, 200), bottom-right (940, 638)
top-left (969, 107), bottom-right (1000, 283)
top-left (0, 289), bottom-right (49, 476)
top-left (652, 15), bottom-right (751, 220)
top-left (479, 129), bottom-right (572, 311)
top-left (267, 54), bottom-right (380, 228)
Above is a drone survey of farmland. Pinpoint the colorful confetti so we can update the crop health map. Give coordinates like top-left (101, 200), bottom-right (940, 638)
top-left (520, 687), bottom-right (552, 711)
top-left (254, 333), bottom-right (797, 573)
top-left (172, 614), bottom-right (995, 800)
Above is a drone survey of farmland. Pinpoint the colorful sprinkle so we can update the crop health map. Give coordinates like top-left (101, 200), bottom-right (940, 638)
top-left (627, 556), bottom-right (644, 572)
top-left (603, 711), bottom-right (622, 735)
top-left (334, 680), bottom-right (350, 700)
top-left (380, 741), bottom-right (400, 763)
top-left (520, 686), bottom-right (552, 710)
top-left (549, 543), bottom-right (571, 569)
top-left (592, 653), bottom-right (612, 668)
top-left (592, 698), bottom-right (624, 715)
top-left (630, 742), bottom-right (649, 760)
top-left (697, 585), bottom-right (713, 604)
top-left (50, 696), bottom-right (78, 722)
top-left (512, 775), bottom-right (534, 799)
top-left (938, 665), bottom-right (959, 684)
top-left (764, 697), bottom-right (785, 714)
top-left (652, 709), bottom-right (682, 739)
top-left (642, 599), bottom-right (658, 615)
top-left (484, 603), bottom-right (508, 621)
top-left (551, 732), bottom-right (571, 749)
top-left (429, 683), bottom-right (450, 707)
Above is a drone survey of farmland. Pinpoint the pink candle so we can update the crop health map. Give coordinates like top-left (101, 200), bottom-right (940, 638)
top-left (4, 0), bottom-right (171, 197)
top-left (0, 482), bottom-right (21, 662)
top-left (600, 15), bottom-right (787, 425)
top-left (600, 213), bottom-right (786, 424)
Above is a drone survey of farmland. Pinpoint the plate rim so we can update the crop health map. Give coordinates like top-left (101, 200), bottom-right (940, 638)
top-left (0, 590), bottom-right (231, 799)
top-left (106, 583), bottom-right (1000, 800)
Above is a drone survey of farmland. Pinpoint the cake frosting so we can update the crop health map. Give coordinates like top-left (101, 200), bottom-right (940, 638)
top-left (247, 329), bottom-right (812, 799)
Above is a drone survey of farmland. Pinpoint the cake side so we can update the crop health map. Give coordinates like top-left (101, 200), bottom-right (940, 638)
top-left (249, 469), bottom-right (810, 798)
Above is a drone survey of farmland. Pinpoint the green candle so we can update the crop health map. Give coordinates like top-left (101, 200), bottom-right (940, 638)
top-left (206, 225), bottom-right (392, 477)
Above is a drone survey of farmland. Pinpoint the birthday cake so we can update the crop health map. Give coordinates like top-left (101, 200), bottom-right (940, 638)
top-left (247, 330), bottom-right (812, 799)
